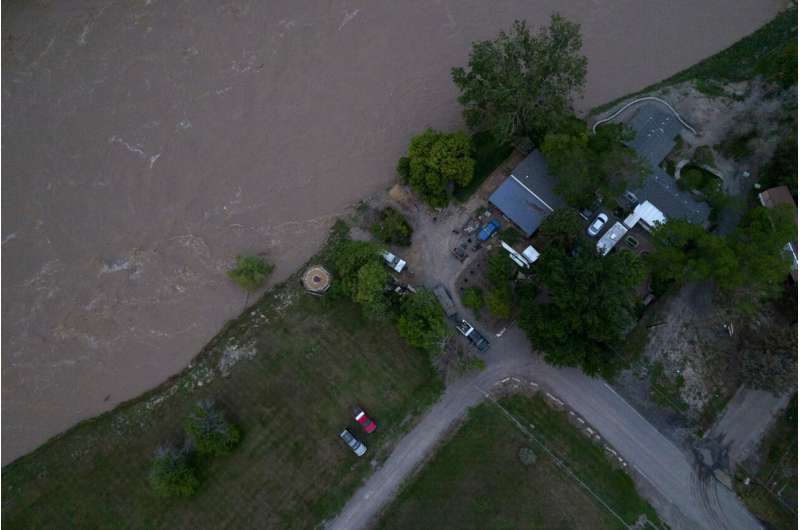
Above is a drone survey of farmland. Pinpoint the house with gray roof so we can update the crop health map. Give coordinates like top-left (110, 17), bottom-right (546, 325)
top-left (625, 105), bottom-right (711, 226)
top-left (489, 150), bottom-right (565, 237)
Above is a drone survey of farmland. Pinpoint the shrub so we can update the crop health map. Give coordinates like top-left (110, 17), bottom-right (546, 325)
top-left (149, 445), bottom-right (199, 498)
top-left (461, 287), bottom-right (485, 313)
top-left (227, 255), bottom-right (273, 291)
top-left (396, 290), bottom-right (449, 353)
top-left (184, 400), bottom-right (241, 456)
top-left (692, 145), bottom-right (716, 167)
top-left (486, 251), bottom-right (515, 287)
top-left (717, 129), bottom-right (757, 161)
top-left (497, 226), bottom-right (521, 246)
top-left (371, 207), bottom-right (413, 246)
top-left (485, 285), bottom-right (513, 319)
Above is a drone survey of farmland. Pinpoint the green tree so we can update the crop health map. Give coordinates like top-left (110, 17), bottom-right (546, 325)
top-left (535, 208), bottom-right (583, 250)
top-left (461, 287), bottom-right (485, 313)
top-left (486, 250), bottom-right (515, 286)
top-left (396, 290), bottom-right (449, 353)
top-left (354, 260), bottom-right (391, 319)
top-left (647, 219), bottom-right (739, 294)
top-left (183, 400), bottom-right (241, 456)
top-left (451, 15), bottom-right (587, 144)
top-left (227, 255), bottom-right (274, 291)
top-left (149, 446), bottom-right (199, 498)
top-left (519, 240), bottom-right (645, 376)
top-left (328, 238), bottom-right (392, 318)
top-left (371, 207), bottom-right (413, 246)
top-left (397, 129), bottom-right (475, 208)
top-left (541, 123), bottom-right (647, 209)
top-left (485, 285), bottom-right (513, 319)
top-left (731, 204), bottom-right (796, 300)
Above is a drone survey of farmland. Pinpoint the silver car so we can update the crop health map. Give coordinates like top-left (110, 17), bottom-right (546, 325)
top-left (587, 213), bottom-right (609, 237)
top-left (339, 429), bottom-right (367, 456)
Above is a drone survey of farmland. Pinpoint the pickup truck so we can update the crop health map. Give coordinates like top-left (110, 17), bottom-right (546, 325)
top-left (478, 219), bottom-right (501, 241)
top-left (456, 319), bottom-right (490, 352)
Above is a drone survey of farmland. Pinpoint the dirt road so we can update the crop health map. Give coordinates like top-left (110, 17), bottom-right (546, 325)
top-left (2, 0), bottom-right (783, 464)
top-left (327, 328), bottom-right (763, 530)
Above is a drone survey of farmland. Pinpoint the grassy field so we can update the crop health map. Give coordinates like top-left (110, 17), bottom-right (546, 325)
top-left (376, 394), bottom-right (663, 530)
top-left (2, 234), bottom-right (443, 529)
top-left (591, 8), bottom-right (798, 114)
top-left (737, 394), bottom-right (798, 530)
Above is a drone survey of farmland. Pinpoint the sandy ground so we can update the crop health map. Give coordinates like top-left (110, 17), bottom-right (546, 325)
top-left (1, 0), bottom-right (784, 464)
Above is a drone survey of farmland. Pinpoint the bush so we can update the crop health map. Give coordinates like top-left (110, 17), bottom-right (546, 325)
top-left (497, 226), bottom-right (521, 246)
top-left (692, 145), bottom-right (716, 167)
top-left (371, 207), bottom-right (413, 246)
top-left (396, 290), bottom-right (449, 353)
top-left (486, 251), bottom-right (515, 287)
top-left (717, 129), bottom-right (757, 161)
top-left (485, 285), bottom-right (513, 319)
top-left (461, 287), bottom-right (485, 313)
top-left (149, 446), bottom-right (199, 498)
top-left (227, 255), bottom-right (273, 291)
top-left (184, 400), bottom-right (241, 456)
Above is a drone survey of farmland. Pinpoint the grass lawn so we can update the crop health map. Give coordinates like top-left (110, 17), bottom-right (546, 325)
top-left (2, 243), bottom-right (443, 529)
top-left (591, 8), bottom-right (797, 114)
top-left (454, 130), bottom-right (513, 202)
top-left (736, 394), bottom-right (798, 530)
top-left (376, 394), bottom-right (664, 530)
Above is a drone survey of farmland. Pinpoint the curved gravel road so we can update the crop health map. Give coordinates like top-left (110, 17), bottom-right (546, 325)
top-left (327, 327), bottom-right (762, 530)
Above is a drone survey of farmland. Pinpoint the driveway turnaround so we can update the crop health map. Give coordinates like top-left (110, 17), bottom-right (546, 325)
top-left (327, 327), bottom-right (762, 530)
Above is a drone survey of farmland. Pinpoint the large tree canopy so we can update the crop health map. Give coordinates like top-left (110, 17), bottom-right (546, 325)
top-left (396, 290), bottom-right (449, 353)
top-left (519, 240), bottom-right (645, 376)
top-left (451, 15), bottom-right (587, 145)
top-left (541, 123), bottom-right (648, 209)
top-left (648, 205), bottom-right (796, 303)
top-left (397, 129), bottom-right (475, 208)
top-left (328, 239), bottom-right (391, 319)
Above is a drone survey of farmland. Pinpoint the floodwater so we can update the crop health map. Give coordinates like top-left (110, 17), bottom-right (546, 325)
top-left (2, 0), bottom-right (782, 464)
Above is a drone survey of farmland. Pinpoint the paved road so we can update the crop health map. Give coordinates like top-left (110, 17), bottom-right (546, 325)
top-left (327, 327), bottom-right (763, 530)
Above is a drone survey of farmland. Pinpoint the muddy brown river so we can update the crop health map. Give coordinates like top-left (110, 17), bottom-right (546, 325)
top-left (2, 1), bottom-right (782, 464)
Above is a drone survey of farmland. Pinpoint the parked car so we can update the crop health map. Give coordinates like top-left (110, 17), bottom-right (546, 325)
top-left (478, 219), bottom-right (502, 241)
top-left (456, 318), bottom-right (490, 352)
top-left (381, 250), bottom-right (407, 273)
top-left (587, 213), bottom-right (609, 237)
top-left (354, 407), bottom-right (377, 433)
top-left (339, 429), bottom-right (367, 456)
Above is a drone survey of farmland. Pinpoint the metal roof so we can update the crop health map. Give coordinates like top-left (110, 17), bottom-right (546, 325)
top-left (627, 105), bottom-right (684, 166)
top-left (488, 150), bottom-right (565, 236)
top-left (629, 166), bottom-right (710, 225)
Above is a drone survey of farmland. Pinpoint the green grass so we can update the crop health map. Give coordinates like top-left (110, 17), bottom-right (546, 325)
top-left (377, 394), bottom-right (664, 530)
top-left (2, 235), bottom-right (443, 529)
top-left (736, 394), bottom-right (797, 530)
top-left (591, 9), bottom-right (798, 115)
top-left (454, 130), bottom-right (513, 202)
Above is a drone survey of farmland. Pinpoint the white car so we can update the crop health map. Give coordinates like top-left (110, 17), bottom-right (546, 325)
top-left (381, 250), bottom-right (406, 273)
top-left (339, 429), bottom-right (367, 456)
top-left (587, 213), bottom-right (609, 237)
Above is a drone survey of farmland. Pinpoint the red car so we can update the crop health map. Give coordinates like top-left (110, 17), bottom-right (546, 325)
top-left (354, 407), bottom-right (377, 434)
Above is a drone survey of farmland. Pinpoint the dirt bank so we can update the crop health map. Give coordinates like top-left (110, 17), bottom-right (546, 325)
top-left (1, 0), bottom-right (783, 464)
